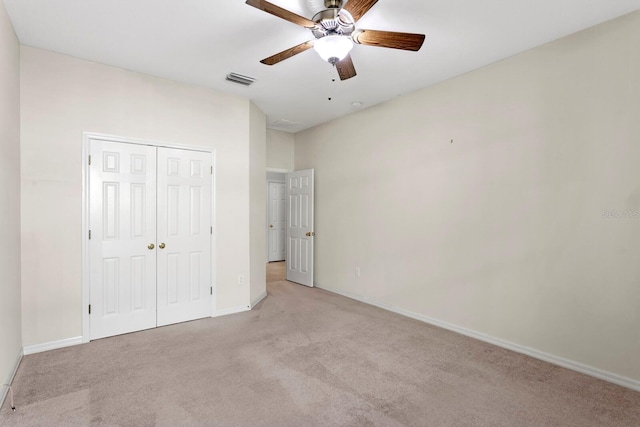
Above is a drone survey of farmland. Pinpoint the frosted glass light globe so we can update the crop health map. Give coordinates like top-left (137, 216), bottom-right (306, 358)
top-left (314, 35), bottom-right (354, 64)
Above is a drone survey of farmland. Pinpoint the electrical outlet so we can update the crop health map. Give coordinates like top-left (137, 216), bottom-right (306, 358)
top-left (238, 274), bottom-right (244, 285)
top-left (356, 267), bottom-right (361, 277)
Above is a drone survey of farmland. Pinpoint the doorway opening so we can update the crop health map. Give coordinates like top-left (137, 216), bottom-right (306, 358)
top-left (265, 169), bottom-right (315, 287)
top-left (266, 171), bottom-right (287, 286)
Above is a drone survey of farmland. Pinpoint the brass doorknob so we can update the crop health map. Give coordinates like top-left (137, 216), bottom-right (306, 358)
top-left (159, 243), bottom-right (166, 249)
top-left (148, 243), bottom-right (155, 250)
top-left (269, 224), bottom-right (273, 228)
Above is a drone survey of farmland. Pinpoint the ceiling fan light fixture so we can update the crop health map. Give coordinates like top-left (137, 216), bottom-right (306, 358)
top-left (313, 35), bottom-right (353, 64)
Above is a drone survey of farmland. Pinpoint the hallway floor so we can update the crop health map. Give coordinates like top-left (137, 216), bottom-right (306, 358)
top-left (266, 261), bottom-right (285, 283)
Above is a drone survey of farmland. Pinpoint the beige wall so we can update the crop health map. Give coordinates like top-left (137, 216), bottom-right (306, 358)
top-left (266, 129), bottom-right (294, 171)
top-left (250, 102), bottom-right (267, 306)
top-left (20, 47), bottom-right (253, 346)
top-left (295, 12), bottom-right (640, 383)
top-left (0, 1), bottom-right (22, 393)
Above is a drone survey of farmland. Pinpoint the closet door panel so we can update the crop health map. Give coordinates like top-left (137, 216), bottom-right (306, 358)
top-left (156, 148), bottom-right (212, 326)
top-left (89, 140), bottom-right (157, 339)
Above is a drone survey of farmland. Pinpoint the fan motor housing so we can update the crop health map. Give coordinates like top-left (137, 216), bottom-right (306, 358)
top-left (324, 0), bottom-right (342, 8)
top-left (311, 8), bottom-right (354, 38)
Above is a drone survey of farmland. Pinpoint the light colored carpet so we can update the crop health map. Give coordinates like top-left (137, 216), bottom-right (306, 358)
top-left (1, 271), bottom-right (639, 426)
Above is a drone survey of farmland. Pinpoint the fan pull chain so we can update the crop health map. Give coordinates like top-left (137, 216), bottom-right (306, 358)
top-left (326, 66), bottom-right (337, 101)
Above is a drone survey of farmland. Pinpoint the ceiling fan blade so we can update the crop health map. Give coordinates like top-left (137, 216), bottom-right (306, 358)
top-left (246, 0), bottom-right (317, 29)
top-left (260, 41), bottom-right (315, 65)
top-left (336, 54), bottom-right (357, 80)
top-left (353, 29), bottom-right (425, 51)
top-left (343, 0), bottom-right (379, 23)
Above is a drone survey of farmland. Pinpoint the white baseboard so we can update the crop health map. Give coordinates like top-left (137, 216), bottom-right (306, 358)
top-left (22, 336), bottom-right (83, 356)
top-left (251, 290), bottom-right (268, 308)
top-left (213, 305), bottom-right (251, 317)
top-left (1, 348), bottom-right (23, 408)
top-left (315, 284), bottom-right (640, 392)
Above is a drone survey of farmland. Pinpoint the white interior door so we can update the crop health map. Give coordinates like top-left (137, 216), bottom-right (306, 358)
top-left (286, 169), bottom-right (314, 287)
top-left (89, 140), bottom-right (157, 339)
top-left (268, 182), bottom-right (286, 262)
top-left (156, 147), bottom-right (212, 326)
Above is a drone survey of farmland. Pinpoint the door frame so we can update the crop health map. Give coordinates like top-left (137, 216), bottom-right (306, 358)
top-left (81, 132), bottom-right (216, 343)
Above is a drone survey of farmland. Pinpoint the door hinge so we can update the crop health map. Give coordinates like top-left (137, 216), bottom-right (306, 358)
top-left (88, 155), bottom-right (91, 165)
top-left (210, 166), bottom-right (213, 175)
top-left (88, 304), bottom-right (91, 315)
top-left (210, 286), bottom-right (213, 295)
top-left (88, 230), bottom-right (92, 239)
top-left (210, 226), bottom-right (213, 235)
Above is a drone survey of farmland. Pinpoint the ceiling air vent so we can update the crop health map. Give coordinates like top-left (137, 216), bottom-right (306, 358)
top-left (225, 72), bottom-right (256, 86)
top-left (271, 119), bottom-right (299, 129)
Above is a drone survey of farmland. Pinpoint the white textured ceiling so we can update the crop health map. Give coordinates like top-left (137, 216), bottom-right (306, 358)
top-left (4, 0), bottom-right (640, 133)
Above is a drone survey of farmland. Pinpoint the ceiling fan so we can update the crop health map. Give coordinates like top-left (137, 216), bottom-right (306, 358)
top-left (246, 0), bottom-right (426, 80)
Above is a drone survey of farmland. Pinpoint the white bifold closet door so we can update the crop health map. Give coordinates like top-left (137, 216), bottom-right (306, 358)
top-left (89, 140), bottom-right (212, 340)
